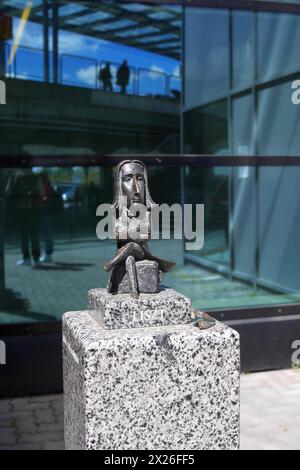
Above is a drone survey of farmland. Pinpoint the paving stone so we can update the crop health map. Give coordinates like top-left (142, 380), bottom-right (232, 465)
top-left (10, 398), bottom-right (29, 406)
top-left (10, 411), bottom-right (34, 420)
top-left (29, 395), bottom-right (61, 404)
top-left (0, 428), bottom-right (17, 446)
top-left (34, 412), bottom-right (56, 425)
top-left (0, 412), bottom-right (13, 420)
top-left (0, 401), bottom-right (11, 413)
top-left (37, 422), bottom-right (63, 433)
top-left (0, 420), bottom-right (14, 428)
top-left (15, 419), bottom-right (38, 434)
top-left (0, 369), bottom-right (299, 450)
top-left (51, 401), bottom-right (63, 415)
top-left (12, 402), bottom-right (49, 412)
top-left (42, 441), bottom-right (65, 450)
top-left (19, 432), bottom-right (62, 444)
top-left (50, 399), bottom-right (64, 411)
top-left (240, 370), bottom-right (300, 451)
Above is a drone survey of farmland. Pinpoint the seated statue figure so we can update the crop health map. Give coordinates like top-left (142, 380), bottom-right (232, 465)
top-left (104, 160), bottom-right (176, 297)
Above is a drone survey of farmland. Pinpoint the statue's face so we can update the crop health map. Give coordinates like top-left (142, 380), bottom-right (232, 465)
top-left (120, 162), bottom-right (145, 208)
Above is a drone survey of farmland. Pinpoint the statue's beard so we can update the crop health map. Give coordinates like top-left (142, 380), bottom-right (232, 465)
top-left (130, 197), bottom-right (144, 206)
top-left (120, 193), bottom-right (145, 208)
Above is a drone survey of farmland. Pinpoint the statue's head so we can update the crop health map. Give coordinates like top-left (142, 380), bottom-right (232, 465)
top-left (113, 160), bottom-right (155, 211)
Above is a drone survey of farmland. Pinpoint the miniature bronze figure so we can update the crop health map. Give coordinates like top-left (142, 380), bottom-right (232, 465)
top-left (104, 160), bottom-right (176, 297)
top-left (192, 309), bottom-right (216, 330)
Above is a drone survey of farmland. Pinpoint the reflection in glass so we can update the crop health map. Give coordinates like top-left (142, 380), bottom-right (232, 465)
top-left (184, 99), bottom-right (229, 268)
top-left (185, 8), bottom-right (229, 109)
top-left (184, 100), bottom-right (228, 155)
top-left (1, 166), bottom-right (182, 325)
top-left (232, 11), bottom-right (254, 88)
top-left (184, 167), bottom-right (230, 269)
top-left (259, 167), bottom-right (300, 292)
top-left (0, 1), bottom-right (182, 156)
top-left (232, 95), bottom-right (256, 278)
top-left (258, 12), bottom-right (300, 79)
top-left (258, 80), bottom-right (300, 156)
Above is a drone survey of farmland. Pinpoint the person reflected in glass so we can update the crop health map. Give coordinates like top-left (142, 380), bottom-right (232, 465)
top-left (116, 60), bottom-right (130, 94)
top-left (99, 62), bottom-right (113, 92)
top-left (8, 169), bottom-right (41, 269)
top-left (87, 181), bottom-right (100, 216)
top-left (37, 171), bottom-right (55, 264)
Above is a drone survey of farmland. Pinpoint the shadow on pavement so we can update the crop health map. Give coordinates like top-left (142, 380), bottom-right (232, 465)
top-left (37, 262), bottom-right (95, 272)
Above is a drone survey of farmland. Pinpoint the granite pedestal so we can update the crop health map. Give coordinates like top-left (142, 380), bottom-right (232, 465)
top-left (63, 288), bottom-right (240, 450)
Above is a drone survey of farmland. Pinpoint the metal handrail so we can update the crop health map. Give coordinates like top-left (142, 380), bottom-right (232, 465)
top-left (60, 53), bottom-right (98, 89)
top-left (137, 66), bottom-right (168, 96)
top-left (5, 44), bottom-right (181, 97)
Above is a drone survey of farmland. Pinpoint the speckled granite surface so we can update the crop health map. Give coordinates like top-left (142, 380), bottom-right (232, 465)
top-left (63, 308), bottom-right (240, 450)
top-left (88, 288), bottom-right (192, 329)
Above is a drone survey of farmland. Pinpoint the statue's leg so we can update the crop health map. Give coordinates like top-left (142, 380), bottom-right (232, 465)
top-left (104, 242), bottom-right (144, 272)
top-left (126, 255), bottom-right (139, 299)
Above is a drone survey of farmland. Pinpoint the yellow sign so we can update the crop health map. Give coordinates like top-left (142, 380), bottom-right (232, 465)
top-left (0, 14), bottom-right (12, 41)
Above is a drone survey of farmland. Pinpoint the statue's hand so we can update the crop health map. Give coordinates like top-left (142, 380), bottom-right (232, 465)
top-left (103, 262), bottom-right (112, 272)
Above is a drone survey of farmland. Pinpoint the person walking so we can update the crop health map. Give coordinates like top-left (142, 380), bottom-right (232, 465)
top-left (99, 62), bottom-right (113, 92)
top-left (116, 60), bottom-right (130, 94)
top-left (8, 170), bottom-right (41, 269)
top-left (37, 171), bottom-right (55, 264)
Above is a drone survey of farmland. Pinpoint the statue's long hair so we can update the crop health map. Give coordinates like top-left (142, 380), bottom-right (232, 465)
top-left (112, 160), bottom-right (156, 211)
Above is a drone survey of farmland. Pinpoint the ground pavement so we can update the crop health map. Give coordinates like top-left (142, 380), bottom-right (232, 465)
top-left (0, 369), bottom-right (299, 450)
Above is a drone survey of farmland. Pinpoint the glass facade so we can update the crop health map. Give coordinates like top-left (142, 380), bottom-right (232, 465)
top-left (1, 0), bottom-right (300, 328)
top-left (184, 4), bottom-right (300, 309)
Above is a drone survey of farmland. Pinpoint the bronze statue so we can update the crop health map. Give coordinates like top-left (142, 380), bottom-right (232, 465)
top-left (104, 160), bottom-right (176, 297)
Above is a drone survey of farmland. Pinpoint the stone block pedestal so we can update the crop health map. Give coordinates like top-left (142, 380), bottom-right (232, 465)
top-left (63, 289), bottom-right (240, 450)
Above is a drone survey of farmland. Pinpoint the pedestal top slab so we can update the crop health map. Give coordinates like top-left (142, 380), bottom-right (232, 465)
top-left (88, 287), bottom-right (192, 330)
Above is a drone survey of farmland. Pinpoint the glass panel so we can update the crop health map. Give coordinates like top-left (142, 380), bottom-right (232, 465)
top-left (137, 34), bottom-right (178, 44)
top-left (184, 166), bottom-right (230, 269)
top-left (58, 3), bottom-right (88, 18)
top-left (61, 55), bottom-right (98, 88)
top-left (185, 7), bottom-right (230, 109)
top-left (137, 68), bottom-right (167, 96)
top-left (232, 94), bottom-right (256, 277)
top-left (232, 11), bottom-right (254, 88)
top-left (148, 12), bottom-right (175, 21)
top-left (66, 12), bottom-right (114, 26)
top-left (15, 46), bottom-right (44, 81)
top-left (184, 100), bottom-right (228, 155)
top-left (258, 80), bottom-right (300, 155)
top-left (183, 164), bottom-right (300, 310)
top-left (1, 1), bottom-right (182, 157)
top-left (3, 4), bottom-right (300, 423)
top-left (3, 1), bottom-right (300, 327)
top-left (2, 162), bottom-right (300, 323)
top-left (116, 27), bottom-right (160, 38)
top-left (258, 12), bottom-right (300, 79)
top-left (2, 0), bottom-right (42, 8)
top-left (0, 165), bottom-right (182, 325)
top-left (259, 167), bottom-right (300, 293)
top-left (121, 3), bottom-right (151, 13)
top-left (184, 100), bottom-right (229, 268)
top-left (93, 20), bottom-right (138, 33)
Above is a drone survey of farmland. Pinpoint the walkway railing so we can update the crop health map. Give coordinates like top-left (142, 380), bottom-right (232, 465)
top-left (4, 44), bottom-right (181, 99)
